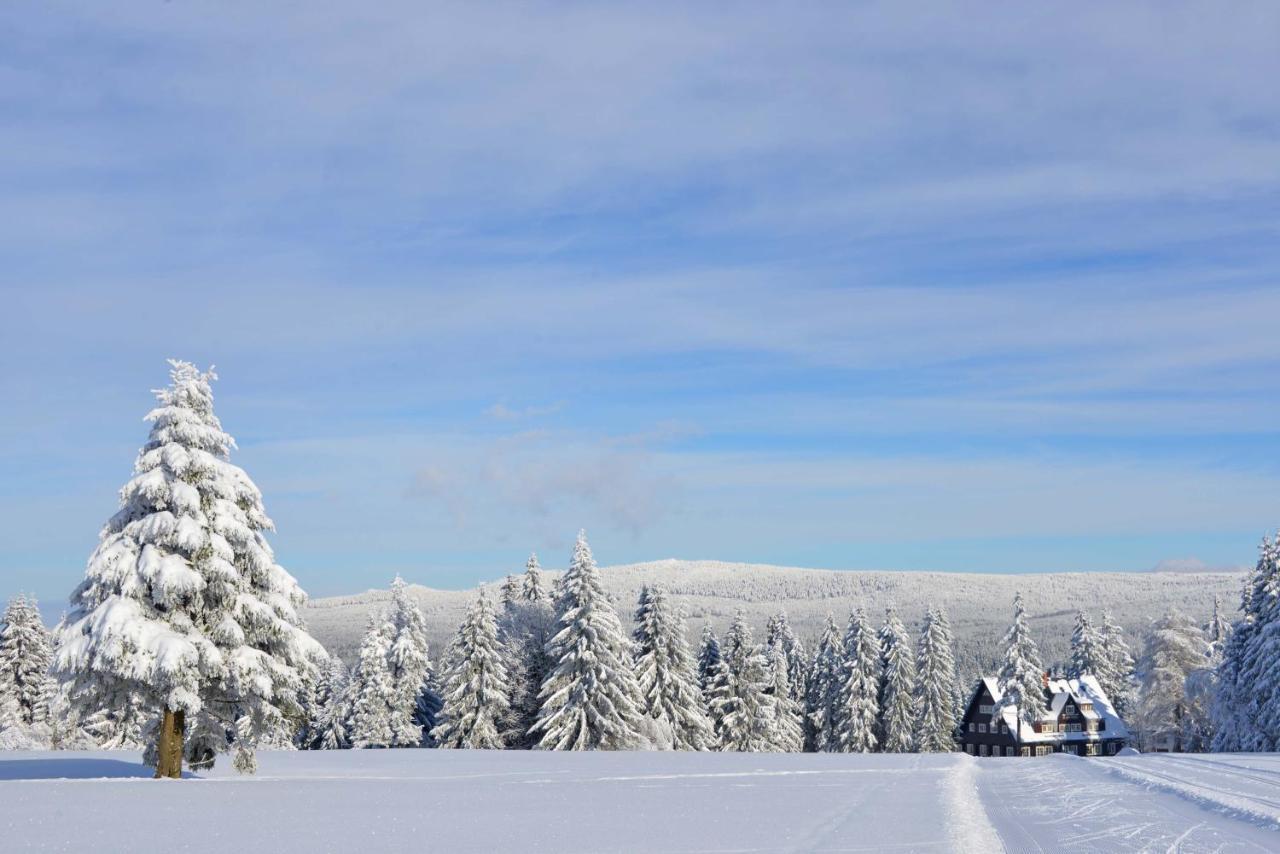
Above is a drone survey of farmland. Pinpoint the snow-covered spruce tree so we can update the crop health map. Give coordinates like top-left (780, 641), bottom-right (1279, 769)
top-left (499, 586), bottom-right (556, 749)
top-left (913, 606), bottom-right (958, 753)
top-left (531, 531), bottom-right (645, 750)
top-left (1206, 596), bottom-right (1232, 652)
top-left (996, 593), bottom-right (1047, 725)
top-left (877, 608), bottom-right (916, 753)
top-left (311, 657), bottom-right (350, 749)
top-left (54, 361), bottom-right (326, 776)
top-left (764, 640), bottom-right (804, 751)
top-left (387, 576), bottom-right (440, 747)
top-left (1097, 610), bottom-right (1137, 718)
top-left (520, 553), bottom-right (549, 603)
top-left (804, 614), bottom-right (843, 752)
top-left (1237, 535), bottom-right (1280, 750)
top-left (349, 618), bottom-right (396, 748)
top-left (707, 614), bottom-right (776, 752)
top-left (632, 585), bottom-right (714, 750)
top-left (500, 574), bottom-right (522, 609)
top-left (432, 594), bottom-right (511, 749)
top-left (697, 625), bottom-right (722, 697)
top-left (1211, 544), bottom-right (1270, 752)
top-left (833, 609), bottom-right (879, 753)
top-left (0, 595), bottom-right (54, 744)
top-left (1068, 610), bottom-right (1104, 679)
top-left (765, 611), bottom-right (808, 702)
top-left (1136, 609), bottom-right (1210, 752)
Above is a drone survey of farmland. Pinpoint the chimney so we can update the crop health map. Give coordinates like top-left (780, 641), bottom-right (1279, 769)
top-left (1042, 671), bottom-right (1050, 689)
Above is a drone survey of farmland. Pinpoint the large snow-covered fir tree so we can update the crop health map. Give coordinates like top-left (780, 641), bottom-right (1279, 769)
top-left (833, 609), bottom-right (879, 753)
top-left (0, 595), bottom-right (54, 745)
top-left (349, 618), bottom-right (396, 748)
top-left (765, 611), bottom-right (808, 702)
top-left (996, 593), bottom-right (1047, 724)
top-left (1068, 610), bottom-right (1104, 679)
top-left (632, 585), bottom-right (713, 750)
top-left (804, 614), bottom-right (844, 752)
top-left (1136, 609), bottom-right (1210, 752)
top-left (531, 531), bottom-right (645, 750)
top-left (707, 612), bottom-right (776, 752)
top-left (53, 361), bottom-right (326, 776)
top-left (877, 608), bottom-right (916, 753)
top-left (1097, 610), bottom-right (1137, 718)
top-left (913, 606), bottom-right (958, 753)
top-left (432, 594), bottom-right (511, 749)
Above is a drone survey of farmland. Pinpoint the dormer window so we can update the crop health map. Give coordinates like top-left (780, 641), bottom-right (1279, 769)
top-left (1065, 704), bottom-right (1076, 715)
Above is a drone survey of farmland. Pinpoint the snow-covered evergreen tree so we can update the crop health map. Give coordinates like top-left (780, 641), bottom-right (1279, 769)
top-left (1211, 545), bottom-right (1269, 752)
top-left (996, 593), bottom-right (1047, 724)
top-left (1136, 609), bottom-right (1210, 752)
top-left (520, 553), bottom-right (548, 603)
top-left (833, 609), bottom-right (879, 753)
top-left (0, 595), bottom-right (54, 742)
top-left (877, 608), bottom-right (916, 753)
top-left (804, 614), bottom-right (843, 752)
top-left (707, 613), bottom-right (776, 752)
top-left (313, 657), bottom-right (351, 750)
top-left (386, 576), bottom-right (439, 747)
top-left (1068, 610), bottom-right (1104, 679)
top-left (1236, 535), bottom-right (1280, 750)
top-left (765, 611), bottom-right (808, 702)
top-left (500, 574), bottom-right (522, 609)
top-left (1206, 596), bottom-right (1232, 652)
top-left (53, 361), bottom-right (326, 775)
top-left (1097, 609), bottom-right (1137, 718)
top-left (696, 625), bottom-right (722, 696)
top-left (499, 583), bottom-right (556, 749)
top-left (432, 594), bottom-right (511, 749)
top-left (913, 606), bottom-right (958, 753)
top-left (349, 619), bottom-right (396, 748)
top-left (764, 640), bottom-right (804, 751)
top-left (632, 585), bottom-right (713, 750)
top-left (532, 531), bottom-right (645, 750)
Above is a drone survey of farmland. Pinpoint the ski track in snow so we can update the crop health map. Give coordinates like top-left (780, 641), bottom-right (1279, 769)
top-left (4, 750), bottom-right (1280, 852)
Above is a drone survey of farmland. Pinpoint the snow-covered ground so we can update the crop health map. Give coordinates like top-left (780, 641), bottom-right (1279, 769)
top-left (2, 750), bottom-right (1278, 852)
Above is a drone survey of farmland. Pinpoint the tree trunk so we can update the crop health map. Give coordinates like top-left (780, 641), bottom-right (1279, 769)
top-left (154, 707), bottom-right (185, 779)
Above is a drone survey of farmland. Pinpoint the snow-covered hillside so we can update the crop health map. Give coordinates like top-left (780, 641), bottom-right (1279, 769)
top-left (3, 749), bottom-right (1278, 852)
top-left (305, 561), bottom-right (1242, 679)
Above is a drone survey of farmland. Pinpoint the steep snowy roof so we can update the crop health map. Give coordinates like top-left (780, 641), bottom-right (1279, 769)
top-left (972, 674), bottom-right (1128, 744)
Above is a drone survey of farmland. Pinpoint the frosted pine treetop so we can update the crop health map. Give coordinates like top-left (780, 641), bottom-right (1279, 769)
top-left (55, 360), bottom-right (326, 769)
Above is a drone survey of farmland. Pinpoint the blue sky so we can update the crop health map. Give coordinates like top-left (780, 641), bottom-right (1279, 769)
top-left (3, 2), bottom-right (1280, 609)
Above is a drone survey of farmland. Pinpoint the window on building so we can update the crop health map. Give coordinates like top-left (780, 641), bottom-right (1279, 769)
top-left (1107, 743), bottom-right (1118, 755)
top-left (968, 723), bottom-right (975, 732)
top-left (1065, 704), bottom-right (1075, 715)
top-left (1086, 722), bottom-right (1097, 732)
top-left (979, 744), bottom-right (989, 756)
top-left (1005, 746), bottom-right (1016, 757)
top-left (1036, 746), bottom-right (1052, 757)
top-left (1020, 747), bottom-right (1030, 757)
top-left (978, 723), bottom-right (987, 733)
top-left (1065, 724), bottom-right (1081, 733)
top-left (1086, 744), bottom-right (1099, 756)
top-left (965, 743), bottom-right (974, 755)
top-left (1064, 744), bottom-right (1078, 755)
top-left (979, 704), bottom-right (993, 714)
top-left (1042, 723), bottom-right (1056, 733)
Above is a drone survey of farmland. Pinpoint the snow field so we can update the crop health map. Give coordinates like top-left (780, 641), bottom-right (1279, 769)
top-left (5, 750), bottom-right (1280, 852)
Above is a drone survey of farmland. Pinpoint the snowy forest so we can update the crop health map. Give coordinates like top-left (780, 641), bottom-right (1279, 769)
top-left (0, 362), bottom-right (1272, 771)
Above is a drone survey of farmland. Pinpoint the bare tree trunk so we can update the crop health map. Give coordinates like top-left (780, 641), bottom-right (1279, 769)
top-left (154, 707), bottom-right (185, 779)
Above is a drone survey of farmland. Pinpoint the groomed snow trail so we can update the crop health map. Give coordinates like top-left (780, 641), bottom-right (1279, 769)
top-left (4, 750), bottom-right (1280, 852)
top-left (976, 753), bottom-right (1280, 852)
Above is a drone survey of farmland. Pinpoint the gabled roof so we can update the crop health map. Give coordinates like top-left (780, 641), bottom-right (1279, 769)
top-left (966, 673), bottom-right (1128, 744)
